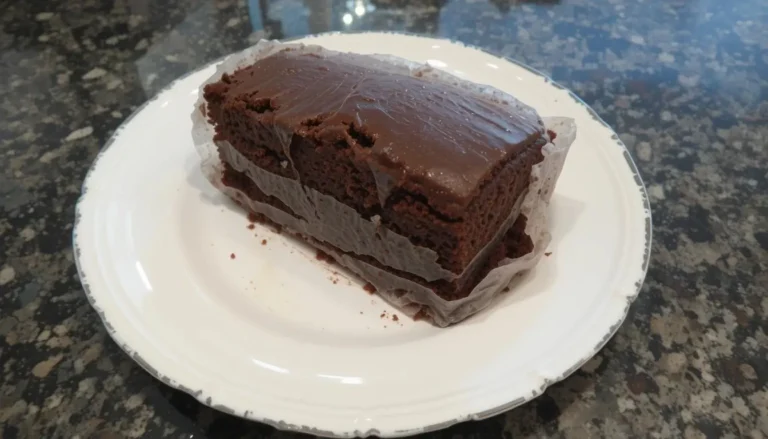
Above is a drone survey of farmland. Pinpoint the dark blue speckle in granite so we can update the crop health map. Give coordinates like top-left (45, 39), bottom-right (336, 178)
top-left (1, 0), bottom-right (767, 438)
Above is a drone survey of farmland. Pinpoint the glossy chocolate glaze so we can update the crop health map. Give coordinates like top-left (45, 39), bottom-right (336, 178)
top-left (217, 49), bottom-right (543, 214)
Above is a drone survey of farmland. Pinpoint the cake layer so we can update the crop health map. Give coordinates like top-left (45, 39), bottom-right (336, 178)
top-left (204, 49), bottom-right (544, 211)
top-left (219, 142), bottom-right (523, 283)
top-left (203, 48), bottom-right (545, 275)
top-left (221, 161), bottom-right (534, 301)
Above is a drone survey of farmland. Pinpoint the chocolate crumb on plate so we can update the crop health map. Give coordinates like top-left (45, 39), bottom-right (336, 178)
top-left (547, 129), bottom-right (557, 141)
top-left (316, 250), bottom-right (335, 264)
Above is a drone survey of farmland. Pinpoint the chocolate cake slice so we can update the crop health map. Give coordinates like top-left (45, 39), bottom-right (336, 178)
top-left (201, 46), bottom-right (546, 304)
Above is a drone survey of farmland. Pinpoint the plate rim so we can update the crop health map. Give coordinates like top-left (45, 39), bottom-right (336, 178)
top-left (73, 31), bottom-right (652, 438)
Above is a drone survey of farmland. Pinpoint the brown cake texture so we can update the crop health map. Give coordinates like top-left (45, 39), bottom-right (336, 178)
top-left (203, 48), bottom-right (546, 301)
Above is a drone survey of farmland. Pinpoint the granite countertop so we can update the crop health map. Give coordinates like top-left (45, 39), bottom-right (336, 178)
top-left (1, 0), bottom-right (766, 437)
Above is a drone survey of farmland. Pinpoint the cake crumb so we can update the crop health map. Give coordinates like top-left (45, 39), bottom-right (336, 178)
top-left (545, 252), bottom-right (552, 257)
top-left (247, 223), bottom-right (255, 230)
top-left (392, 314), bottom-right (399, 322)
top-left (502, 287), bottom-right (511, 293)
top-left (413, 309), bottom-right (428, 321)
top-left (316, 250), bottom-right (335, 263)
top-left (380, 312), bottom-right (386, 318)
top-left (230, 253), bottom-right (236, 259)
top-left (363, 283), bottom-right (377, 294)
top-left (247, 212), bottom-right (258, 223)
top-left (547, 129), bottom-right (558, 141)
top-left (261, 239), bottom-right (267, 245)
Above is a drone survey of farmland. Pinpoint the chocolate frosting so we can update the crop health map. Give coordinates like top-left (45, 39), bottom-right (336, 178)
top-left (220, 49), bottom-right (544, 213)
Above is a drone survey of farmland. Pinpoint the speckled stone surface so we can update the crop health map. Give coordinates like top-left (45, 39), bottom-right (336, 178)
top-left (1, 0), bottom-right (767, 437)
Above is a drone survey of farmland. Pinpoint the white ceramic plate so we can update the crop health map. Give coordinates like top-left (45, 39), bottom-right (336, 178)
top-left (75, 33), bottom-right (651, 437)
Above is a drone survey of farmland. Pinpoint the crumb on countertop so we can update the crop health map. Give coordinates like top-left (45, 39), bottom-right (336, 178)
top-left (230, 253), bottom-right (236, 259)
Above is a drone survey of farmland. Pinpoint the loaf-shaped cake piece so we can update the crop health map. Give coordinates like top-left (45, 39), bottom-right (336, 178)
top-left (196, 42), bottom-right (564, 324)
